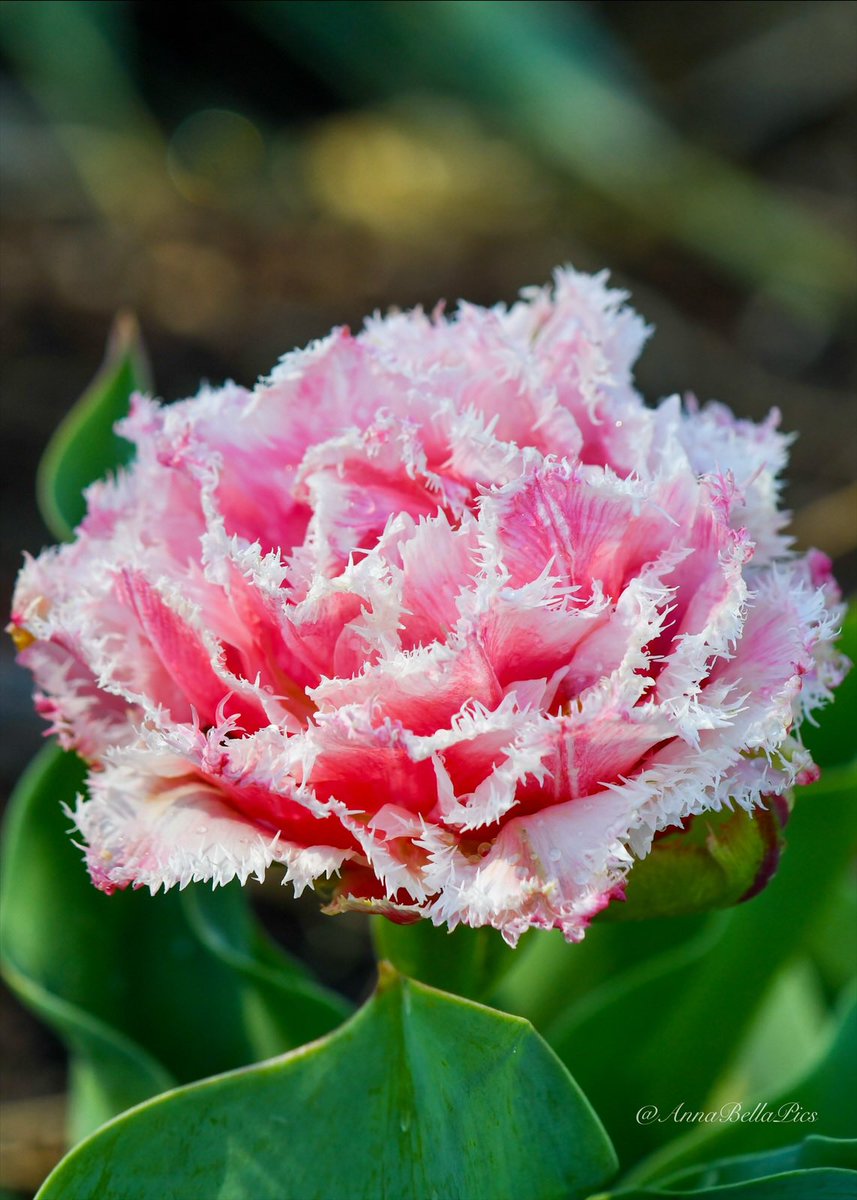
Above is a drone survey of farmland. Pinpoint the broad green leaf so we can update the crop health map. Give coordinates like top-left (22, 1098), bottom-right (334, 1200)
top-left (627, 989), bottom-right (857, 1186)
top-left (602, 802), bottom-right (788, 922)
top-left (611, 1137), bottom-right (856, 1198)
top-left (545, 761), bottom-right (857, 1166)
top-left (0, 745), bottom-right (348, 1140)
top-left (37, 967), bottom-right (618, 1200)
top-left (371, 912), bottom-right (520, 1001)
top-left (36, 312), bottom-right (149, 541)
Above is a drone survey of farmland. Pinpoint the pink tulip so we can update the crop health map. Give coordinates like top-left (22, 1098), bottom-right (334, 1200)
top-left (11, 269), bottom-right (847, 944)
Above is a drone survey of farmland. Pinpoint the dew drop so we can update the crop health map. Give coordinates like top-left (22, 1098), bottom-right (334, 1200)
top-left (548, 848), bottom-right (561, 862)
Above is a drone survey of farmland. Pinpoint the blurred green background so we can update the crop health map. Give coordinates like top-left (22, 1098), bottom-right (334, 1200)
top-left (1, 0), bottom-right (855, 1174)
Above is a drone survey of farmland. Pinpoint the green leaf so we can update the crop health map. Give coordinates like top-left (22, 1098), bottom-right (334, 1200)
top-left (0, 745), bottom-right (348, 1140)
top-left (611, 1137), bottom-right (856, 1198)
top-left (611, 1170), bottom-right (855, 1197)
top-left (545, 760), bottom-right (857, 1167)
top-left (36, 311), bottom-right (150, 541)
top-left (602, 802), bottom-right (788, 922)
top-left (662, 1135), bottom-right (857, 1185)
top-left (36, 966), bottom-right (617, 1200)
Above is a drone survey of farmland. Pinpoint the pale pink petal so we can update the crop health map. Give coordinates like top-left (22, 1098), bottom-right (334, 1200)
top-left (74, 749), bottom-right (352, 895)
top-left (12, 265), bottom-right (846, 940)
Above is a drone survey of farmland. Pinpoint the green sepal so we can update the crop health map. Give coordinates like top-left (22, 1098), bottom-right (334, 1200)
top-left (603, 800), bottom-right (789, 923)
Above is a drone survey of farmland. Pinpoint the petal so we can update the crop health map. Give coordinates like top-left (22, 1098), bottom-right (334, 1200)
top-left (74, 751), bottom-right (352, 895)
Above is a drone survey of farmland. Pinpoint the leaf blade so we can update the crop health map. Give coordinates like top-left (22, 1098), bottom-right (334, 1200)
top-left (36, 969), bottom-right (618, 1200)
top-left (36, 311), bottom-right (150, 540)
top-left (610, 1136), bottom-right (857, 1198)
